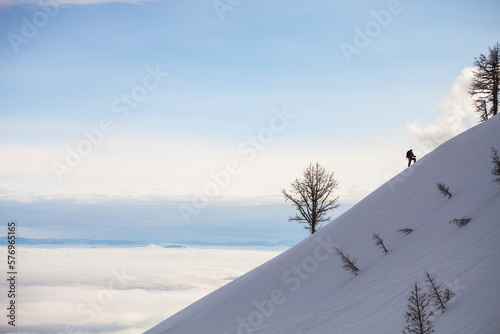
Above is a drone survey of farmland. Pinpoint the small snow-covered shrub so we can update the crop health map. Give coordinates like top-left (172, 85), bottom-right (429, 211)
top-left (372, 232), bottom-right (388, 254)
top-left (436, 182), bottom-right (453, 198)
top-left (424, 268), bottom-right (455, 313)
top-left (397, 228), bottom-right (413, 235)
top-left (449, 216), bottom-right (472, 228)
top-left (334, 247), bottom-right (359, 276)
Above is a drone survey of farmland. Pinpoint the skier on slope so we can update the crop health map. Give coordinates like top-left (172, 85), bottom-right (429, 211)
top-left (406, 149), bottom-right (416, 167)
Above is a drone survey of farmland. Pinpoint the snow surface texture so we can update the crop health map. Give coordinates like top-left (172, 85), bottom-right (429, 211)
top-left (146, 117), bottom-right (500, 334)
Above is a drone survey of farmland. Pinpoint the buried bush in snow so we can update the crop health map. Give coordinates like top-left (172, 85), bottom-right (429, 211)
top-left (334, 247), bottom-right (360, 276)
top-left (449, 216), bottom-right (472, 228)
top-left (436, 182), bottom-right (453, 198)
top-left (372, 231), bottom-right (388, 254)
top-left (424, 268), bottom-right (455, 313)
top-left (397, 228), bottom-right (414, 235)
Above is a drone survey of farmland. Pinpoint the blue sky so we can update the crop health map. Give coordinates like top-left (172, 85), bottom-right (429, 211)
top-left (1, 0), bottom-right (499, 243)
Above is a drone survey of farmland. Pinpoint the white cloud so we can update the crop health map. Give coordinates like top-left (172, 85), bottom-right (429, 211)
top-left (408, 67), bottom-right (477, 154)
top-left (0, 133), bottom-right (394, 205)
top-left (0, 246), bottom-right (281, 334)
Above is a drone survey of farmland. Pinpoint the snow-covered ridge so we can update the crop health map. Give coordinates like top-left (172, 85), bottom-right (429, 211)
top-left (146, 116), bottom-right (500, 334)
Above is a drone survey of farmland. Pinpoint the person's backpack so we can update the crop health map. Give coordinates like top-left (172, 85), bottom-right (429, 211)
top-left (406, 150), bottom-right (412, 158)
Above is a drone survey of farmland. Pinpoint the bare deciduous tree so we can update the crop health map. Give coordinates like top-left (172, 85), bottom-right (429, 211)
top-left (402, 280), bottom-right (435, 334)
top-left (334, 247), bottom-right (359, 276)
top-left (491, 147), bottom-right (500, 184)
top-left (282, 163), bottom-right (339, 234)
top-left (424, 268), bottom-right (455, 313)
top-left (469, 42), bottom-right (500, 121)
top-left (372, 231), bottom-right (388, 254)
top-left (436, 183), bottom-right (452, 199)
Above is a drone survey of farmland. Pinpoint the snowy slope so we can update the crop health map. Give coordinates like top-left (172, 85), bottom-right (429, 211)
top-left (146, 117), bottom-right (500, 334)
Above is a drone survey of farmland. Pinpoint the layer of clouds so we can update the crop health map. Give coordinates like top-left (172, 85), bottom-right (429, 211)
top-left (0, 131), bottom-right (389, 207)
top-left (408, 67), bottom-right (477, 154)
top-left (0, 245), bottom-right (282, 334)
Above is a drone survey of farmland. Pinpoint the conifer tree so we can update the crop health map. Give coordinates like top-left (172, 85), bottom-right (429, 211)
top-left (402, 280), bottom-right (435, 334)
top-left (372, 231), bottom-right (388, 254)
top-left (424, 268), bottom-right (455, 313)
top-left (469, 42), bottom-right (500, 121)
top-left (436, 183), bottom-right (452, 199)
top-left (334, 247), bottom-right (359, 276)
top-left (491, 147), bottom-right (500, 184)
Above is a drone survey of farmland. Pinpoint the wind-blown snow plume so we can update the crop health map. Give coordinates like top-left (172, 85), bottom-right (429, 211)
top-left (408, 67), bottom-right (477, 154)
